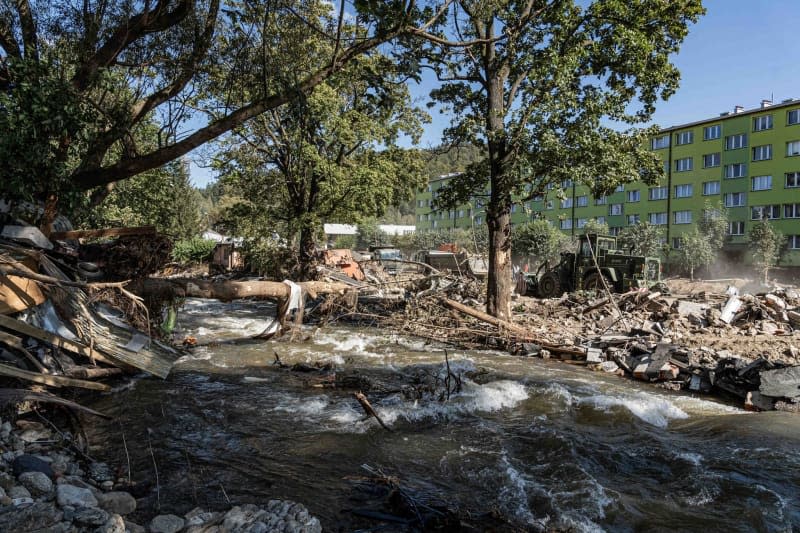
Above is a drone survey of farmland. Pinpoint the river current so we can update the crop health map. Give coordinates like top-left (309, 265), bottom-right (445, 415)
top-left (83, 299), bottom-right (800, 532)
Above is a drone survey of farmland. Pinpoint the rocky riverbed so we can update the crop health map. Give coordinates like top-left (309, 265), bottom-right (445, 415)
top-left (0, 415), bottom-right (322, 532)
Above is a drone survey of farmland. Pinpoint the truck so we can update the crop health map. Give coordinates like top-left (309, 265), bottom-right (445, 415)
top-left (522, 233), bottom-right (661, 298)
top-left (413, 246), bottom-right (489, 278)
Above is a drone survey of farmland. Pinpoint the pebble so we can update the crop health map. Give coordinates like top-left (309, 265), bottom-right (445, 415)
top-left (149, 513), bottom-right (185, 533)
top-left (73, 506), bottom-right (110, 527)
top-left (18, 471), bottom-right (53, 495)
top-left (7, 485), bottom-right (31, 499)
top-left (97, 513), bottom-right (127, 533)
top-left (56, 484), bottom-right (98, 508)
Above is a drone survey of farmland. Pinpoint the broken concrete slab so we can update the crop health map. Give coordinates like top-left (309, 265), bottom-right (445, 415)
top-left (720, 295), bottom-right (743, 324)
top-left (759, 367), bottom-right (800, 399)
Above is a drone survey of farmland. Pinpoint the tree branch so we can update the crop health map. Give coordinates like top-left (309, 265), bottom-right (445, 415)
top-left (15, 0), bottom-right (38, 60)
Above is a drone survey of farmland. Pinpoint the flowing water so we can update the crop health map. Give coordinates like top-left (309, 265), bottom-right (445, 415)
top-left (84, 299), bottom-right (800, 532)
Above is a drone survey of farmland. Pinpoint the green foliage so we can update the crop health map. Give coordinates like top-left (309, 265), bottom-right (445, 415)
top-left (391, 227), bottom-right (487, 256)
top-left (697, 201), bottom-right (729, 251)
top-left (172, 237), bottom-right (217, 264)
top-left (749, 219), bottom-right (785, 283)
top-left (512, 220), bottom-right (569, 267)
top-left (675, 228), bottom-right (714, 280)
top-left (618, 222), bottom-right (666, 258)
top-left (581, 218), bottom-right (610, 236)
top-left (423, 145), bottom-right (484, 178)
top-left (333, 235), bottom-right (357, 250)
top-left (357, 220), bottom-right (390, 248)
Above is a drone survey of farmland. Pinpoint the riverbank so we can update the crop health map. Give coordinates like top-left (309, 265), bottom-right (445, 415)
top-left (0, 411), bottom-right (322, 532)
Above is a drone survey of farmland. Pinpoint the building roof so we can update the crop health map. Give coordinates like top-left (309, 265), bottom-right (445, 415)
top-left (378, 224), bottom-right (416, 235)
top-left (659, 98), bottom-right (800, 133)
top-left (323, 223), bottom-right (358, 235)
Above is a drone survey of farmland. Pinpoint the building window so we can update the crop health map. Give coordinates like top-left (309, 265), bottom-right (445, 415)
top-left (672, 237), bottom-right (682, 249)
top-left (596, 216), bottom-right (606, 225)
top-left (724, 163), bottom-right (747, 178)
top-left (786, 172), bottom-right (800, 188)
top-left (627, 214), bottom-right (640, 225)
top-left (674, 184), bottom-right (693, 198)
top-left (627, 190), bottom-right (640, 202)
top-left (727, 221), bottom-right (745, 236)
top-left (725, 134), bottom-right (747, 150)
top-left (474, 216), bottom-right (482, 225)
top-left (432, 220), bottom-right (438, 228)
top-left (723, 192), bottom-right (746, 207)
top-left (649, 212), bottom-right (667, 225)
top-left (595, 196), bottom-right (607, 205)
top-left (560, 218), bottom-right (572, 230)
top-left (753, 115), bottom-right (773, 131)
top-left (788, 110), bottom-right (800, 126)
top-left (510, 204), bottom-right (518, 213)
top-left (651, 135), bottom-right (669, 149)
top-left (532, 194), bottom-right (544, 201)
top-left (561, 178), bottom-right (573, 189)
top-left (577, 195), bottom-right (588, 207)
top-left (751, 205), bottom-right (780, 220)
top-left (675, 157), bottom-right (693, 172)
top-left (615, 184), bottom-right (625, 193)
top-left (704, 125), bottom-right (721, 140)
top-left (752, 144), bottom-right (772, 161)
top-left (545, 200), bottom-right (554, 210)
top-left (458, 209), bottom-right (465, 218)
top-left (789, 236), bottom-right (800, 249)
top-left (785, 204), bottom-right (800, 218)
top-left (576, 218), bottom-right (587, 228)
top-left (610, 204), bottom-right (623, 216)
top-left (675, 131), bottom-right (693, 145)
top-left (751, 175), bottom-right (772, 191)
top-left (674, 210), bottom-right (692, 224)
top-left (649, 186), bottom-right (668, 200)
top-left (787, 141), bottom-right (800, 156)
top-left (702, 153), bottom-right (721, 168)
top-left (702, 181), bottom-right (720, 195)
top-left (560, 198), bottom-right (573, 209)
top-left (609, 227), bottom-right (621, 236)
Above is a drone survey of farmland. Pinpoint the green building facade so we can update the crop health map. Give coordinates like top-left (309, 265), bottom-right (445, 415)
top-left (414, 99), bottom-right (800, 267)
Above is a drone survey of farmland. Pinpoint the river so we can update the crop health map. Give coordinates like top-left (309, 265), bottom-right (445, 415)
top-left (83, 299), bottom-right (800, 532)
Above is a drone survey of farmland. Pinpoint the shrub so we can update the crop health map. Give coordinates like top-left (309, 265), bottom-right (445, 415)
top-left (172, 237), bottom-right (217, 264)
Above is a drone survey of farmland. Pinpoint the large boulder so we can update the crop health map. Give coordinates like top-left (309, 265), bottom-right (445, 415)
top-left (149, 514), bottom-right (185, 533)
top-left (12, 454), bottom-right (54, 478)
top-left (96, 491), bottom-right (137, 515)
top-left (19, 471), bottom-right (53, 495)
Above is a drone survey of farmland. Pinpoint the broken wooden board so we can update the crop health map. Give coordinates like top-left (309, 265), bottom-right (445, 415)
top-left (0, 362), bottom-right (110, 391)
top-left (49, 225), bottom-right (156, 240)
top-left (0, 313), bottom-right (116, 365)
top-left (0, 274), bottom-right (46, 315)
top-left (0, 388), bottom-right (110, 418)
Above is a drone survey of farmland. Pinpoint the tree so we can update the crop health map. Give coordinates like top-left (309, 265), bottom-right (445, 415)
top-left (512, 220), bottom-right (568, 268)
top-left (419, 1), bottom-right (704, 318)
top-left (675, 228), bottom-right (714, 280)
top-left (749, 218), bottom-right (785, 284)
top-left (358, 220), bottom-right (391, 249)
top-left (618, 222), bottom-right (665, 258)
top-left (581, 218), bottom-right (610, 236)
top-left (215, 50), bottom-right (428, 274)
top-left (0, 1), bottom-right (447, 215)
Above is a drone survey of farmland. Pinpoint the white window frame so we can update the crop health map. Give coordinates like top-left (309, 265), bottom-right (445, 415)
top-left (559, 218), bottom-right (572, 230)
top-left (789, 235), bottom-right (800, 250)
top-left (752, 144), bottom-right (772, 161)
top-left (753, 115), bottom-right (773, 132)
top-left (674, 210), bottom-right (692, 224)
top-left (649, 212), bottom-right (667, 225)
top-left (672, 237), bottom-right (683, 249)
top-left (702, 181), bottom-right (720, 195)
top-left (627, 214), bottom-right (640, 225)
top-left (704, 125), bottom-right (721, 140)
top-left (727, 221), bottom-right (745, 236)
top-left (725, 134), bottom-right (747, 150)
top-left (751, 205), bottom-right (780, 220)
top-left (702, 153), bottom-right (721, 168)
top-left (785, 204), bottom-right (800, 219)
top-left (560, 198), bottom-right (573, 209)
top-left (751, 175), bottom-right (772, 191)
top-left (725, 163), bottom-right (747, 179)
top-left (651, 135), bottom-right (669, 150)
top-left (724, 192), bottom-right (746, 207)
top-left (675, 131), bottom-right (693, 145)
top-left (788, 110), bottom-right (800, 126)
top-left (576, 195), bottom-right (588, 207)
top-left (627, 190), bottom-right (640, 202)
top-left (610, 204), bottom-right (623, 216)
top-left (596, 216), bottom-right (606, 225)
top-left (787, 141), bottom-right (800, 156)
top-left (674, 184), bottom-right (693, 198)
top-left (595, 196), bottom-right (607, 205)
top-left (675, 157), bottom-right (693, 172)
top-left (649, 186), bottom-right (668, 200)
top-left (576, 218), bottom-right (587, 229)
top-left (787, 172), bottom-right (800, 188)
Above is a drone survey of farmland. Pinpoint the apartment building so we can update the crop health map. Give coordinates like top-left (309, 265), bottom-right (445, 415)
top-left (414, 99), bottom-right (800, 266)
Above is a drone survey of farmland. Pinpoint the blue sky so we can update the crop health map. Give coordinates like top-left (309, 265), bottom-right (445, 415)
top-left (190, 0), bottom-right (800, 187)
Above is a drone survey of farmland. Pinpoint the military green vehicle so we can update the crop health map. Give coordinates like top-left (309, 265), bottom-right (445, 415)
top-left (523, 234), bottom-right (661, 298)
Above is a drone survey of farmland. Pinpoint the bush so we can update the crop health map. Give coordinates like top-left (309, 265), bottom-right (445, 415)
top-left (172, 237), bottom-right (217, 264)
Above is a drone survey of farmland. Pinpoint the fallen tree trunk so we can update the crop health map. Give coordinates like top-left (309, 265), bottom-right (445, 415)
top-left (129, 278), bottom-right (352, 302)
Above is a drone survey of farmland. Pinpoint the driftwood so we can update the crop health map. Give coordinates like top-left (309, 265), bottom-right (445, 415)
top-left (129, 278), bottom-right (352, 302)
top-left (0, 388), bottom-right (110, 418)
top-left (0, 362), bottom-right (111, 391)
top-left (354, 391), bottom-right (392, 431)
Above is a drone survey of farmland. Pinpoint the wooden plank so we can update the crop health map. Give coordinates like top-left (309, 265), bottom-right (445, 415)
top-left (0, 274), bottom-right (46, 315)
top-left (0, 314), bottom-right (116, 366)
top-left (0, 330), bottom-right (48, 373)
top-left (0, 363), bottom-right (110, 391)
top-left (49, 226), bottom-right (156, 240)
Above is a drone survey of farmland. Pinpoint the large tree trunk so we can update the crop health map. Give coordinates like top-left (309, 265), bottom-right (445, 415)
top-left (485, 188), bottom-right (513, 320)
top-left (129, 278), bottom-right (350, 302)
top-left (298, 225), bottom-right (317, 280)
